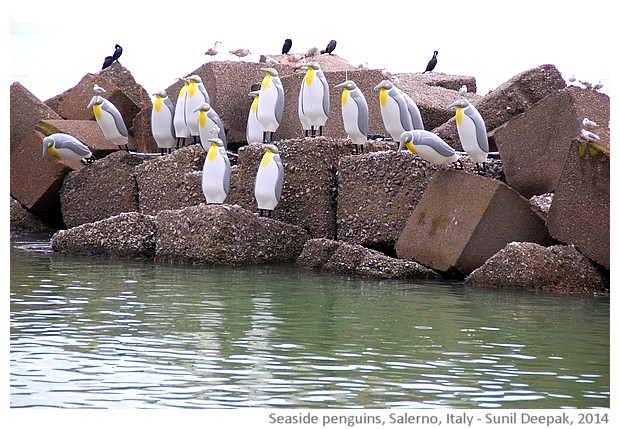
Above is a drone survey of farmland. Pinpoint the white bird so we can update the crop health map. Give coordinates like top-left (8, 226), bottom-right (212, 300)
top-left (87, 95), bottom-right (129, 151)
top-left (381, 69), bottom-right (399, 86)
top-left (230, 48), bottom-right (251, 59)
top-left (265, 56), bottom-right (280, 66)
top-left (205, 41), bottom-right (221, 57)
top-left (298, 61), bottom-right (330, 137)
top-left (93, 84), bottom-right (106, 94)
top-left (304, 46), bottom-right (319, 58)
top-left (458, 85), bottom-right (468, 94)
top-left (582, 118), bottom-right (598, 130)
top-left (202, 138), bottom-right (231, 204)
top-left (568, 75), bottom-right (577, 83)
top-left (592, 81), bottom-right (603, 91)
top-left (447, 98), bottom-right (489, 174)
top-left (257, 67), bottom-right (284, 143)
top-left (580, 129), bottom-right (600, 142)
top-left (254, 143), bottom-right (284, 218)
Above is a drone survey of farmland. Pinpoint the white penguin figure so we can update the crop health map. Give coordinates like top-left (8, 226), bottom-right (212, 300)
top-left (202, 138), bottom-right (231, 204)
top-left (298, 61), bottom-right (330, 137)
top-left (447, 98), bottom-right (489, 174)
top-left (246, 90), bottom-right (264, 144)
top-left (399, 130), bottom-right (460, 165)
top-left (335, 80), bottom-right (368, 154)
top-left (173, 77), bottom-right (191, 148)
top-left (194, 102), bottom-right (227, 151)
top-left (42, 133), bottom-right (96, 165)
top-left (87, 95), bottom-right (129, 151)
top-left (373, 79), bottom-right (413, 142)
top-left (150, 90), bottom-right (176, 155)
top-left (254, 143), bottom-right (284, 218)
top-left (256, 67), bottom-right (284, 143)
top-left (184, 74), bottom-right (211, 144)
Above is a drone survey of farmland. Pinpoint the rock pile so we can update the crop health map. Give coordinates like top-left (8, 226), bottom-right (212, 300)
top-left (9, 55), bottom-right (610, 294)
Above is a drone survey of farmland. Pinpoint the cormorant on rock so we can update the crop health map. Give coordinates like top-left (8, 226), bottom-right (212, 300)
top-left (112, 44), bottom-right (123, 62)
top-left (423, 50), bottom-right (438, 73)
top-left (282, 38), bottom-right (292, 54)
top-left (102, 56), bottom-right (114, 70)
top-left (321, 39), bottom-right (337, 55)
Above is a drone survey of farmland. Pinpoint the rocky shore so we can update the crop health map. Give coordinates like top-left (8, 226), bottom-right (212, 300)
top-left (9, 54), bottom-right (610, 295)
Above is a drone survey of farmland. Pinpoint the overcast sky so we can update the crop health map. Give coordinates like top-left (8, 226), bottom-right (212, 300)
top-left (8, 0), bottom-right (612, 100)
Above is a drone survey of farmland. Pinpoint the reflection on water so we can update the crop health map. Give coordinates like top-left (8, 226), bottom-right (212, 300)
top-left (10, 234), bottom-right (609, 409)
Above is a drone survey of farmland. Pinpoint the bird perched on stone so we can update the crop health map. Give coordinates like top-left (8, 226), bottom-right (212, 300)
top-left (580, 129), bottom-right (600, 142)
top-left (265, 56), bottom-right (280, 66)
top-left (458, 85), bottom-right (468, 94)
top-left (230, 48), bottom-right (251, 59)
top-left (304, 46), bottom-right (319, 58)
top-left (423, 50), bottom-right (438, 73)
top-left (592, 81), bottom-right (603, 91)
top-left (102, 44), bottom-right (122, 70)
top-left (447, 98), bottom-right (489, 174)
top-left (205, 41), bottom-right (221, 57)
top-left (42, 133), bottom-right (96, 165)
top-left (582, 118), bottom-right (598, 130)
top-left (282, 38), bottom-right (292, 55)
top-left (87, 95), bottom-right (129, 151)
top-left (321, 39), bottom-right (337, 55)
top-left (93, 84), bottom-right (107, 94)
top-left (381, 69), bottom-right (399, 86)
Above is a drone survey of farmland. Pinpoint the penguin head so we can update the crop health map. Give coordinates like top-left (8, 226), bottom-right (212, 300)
top-left (152, 90), bottom-right (168, 99)
top-left (208, 138), bottom-right (225, 148)
top-left (373, 80), bottom-right (393, 91)
top-left (448, 99), bottom-right (470, 109)
top-left (194, 102), bottom-right (211, 113)
top-left (177, 77), bottom-right (190, 85)
top-left (186, 74), bottom-right (202, 83)
top-left (260, 67), bottom-right (279, 77)
top-left (42, 136), bottom-right (54, 157)
top-left (87, 95), bottom-right (104, 109)
top-left (248, 90), bottom-right (260, 97)
top-left (262, 143), bottom-right (279, 154)
top-left (301, 62), bottom-right (320, 70)
top-left (335, 80), bottom-right (357, 90)
top-left (398, 131), bottom-right (416, 152)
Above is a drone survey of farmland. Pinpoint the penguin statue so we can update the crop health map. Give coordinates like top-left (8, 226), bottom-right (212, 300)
top-left (246, 90), bottom-right (264, 144)
top-left (184, 74), bottom-right (211, 144)
top-left (254, 143), bottom-right (284, 218)
top-left (87, 95), bottom-right (129, 151)
top-left (42, 133), bottom-right (96, 165)
top-left (399, 130), bottom-right (460, 166)
top-left (194, 102), bottom-right (227, 151)
top-left (447, 98), bottom-right (489, 174)
top-left (373, 79), bottom-right (413, 142)
top-left (173, 77), bottom-right (191, 148)
top-left (151, 90), bottom-right (176, 155)
top-left (202, 138), bottom-right (231, 204)
top-left (335, 80), bottom-right (368, 154)
top-left (256, 67), bottom-right (284, 143)
top-left (298, 61), bottom-right (330, 137)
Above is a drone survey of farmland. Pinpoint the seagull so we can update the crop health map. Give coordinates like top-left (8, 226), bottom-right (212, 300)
top-left (304, 46), bottom-right (319, 58)
top-left (357, 62), bottom-right (369, 69)
top-left (205, 41), bottom-right (221, 57)
top-left (93, 84), bottom-right (107, 94)
top-left (568, 74), bottom-right (577, 83)
top-left (592, 81), bottom-right (603, 91)
top-left (230, 48), bottom-right (251, 59)
top-left (320, 39), bottom-right (337, 55)
top-left (282, 38), bottom-right (292, 55)
top-left (582, 118), bottom-right (598, 130)
top-left (265, 56), bottom-right (280, 66)
top-left (458, 85), bottom-right (468, 94)
top-left (381, 69), bottom-right (399, 86)
top-left (288, 53), bottom-right (303, 63)
top-left (580, 129), bottom-right (600, 142)
top-left (423, 50), bottom-right (438, 73)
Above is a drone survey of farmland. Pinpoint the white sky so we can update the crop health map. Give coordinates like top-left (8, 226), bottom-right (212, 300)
top-left (7, 0), bottom-right (613, 100)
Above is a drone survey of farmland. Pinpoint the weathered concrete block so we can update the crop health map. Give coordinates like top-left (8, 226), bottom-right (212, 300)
top-left (546, 136), bottom-right (610, 269)
top-left (337, 150), bottom-right (438, 252)
top-left (10, 82), bottom-right (61, 153)
top-left (50, 212), bottom-right (157, 258)
top-left (493, 87), bottom-right (609, 198)
top-left (155, 204), bottom-right (310, 265)
top-left (60, 151), bottom-right (145, 228)
top-left (466, 242), bottom-right (608, 295)
top-left (135, 145), bottom-right (206, 215)
top-left (395, 169), bottom-right (554, 274)
top-left (9, 196), bottom-right (54, 233)
top-left (227, 138), bottom-right (392, 239)
top-left (434, 64), bottom-right (567, 151)
top-left (10, 129), bottom-right (80, 229)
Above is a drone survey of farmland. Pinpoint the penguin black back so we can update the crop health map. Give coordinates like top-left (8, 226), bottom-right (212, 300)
top-left (423, 51), bottom-right (438, 73)
top-left (282, 39), bottom-right (292, 55)
top-left (321, 39), bottom-right (337, 55)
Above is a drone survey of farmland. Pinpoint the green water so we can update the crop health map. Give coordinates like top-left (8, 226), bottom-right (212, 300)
top-left (9, 233), bottom-right (610, 409)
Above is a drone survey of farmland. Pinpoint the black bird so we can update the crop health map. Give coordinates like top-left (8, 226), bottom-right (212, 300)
top-left (111, 44), bottom-right (123, 62)
top-left (282, 38), bottom-right (292, 55)
top-left (423, 50), bottom-right (438, 73)
top-left (101, 56), bottom-right (114, 70)
top-left (320, 39), bottom-right (337, 55)
top-left (102, 44), bottom-right (123, 70)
